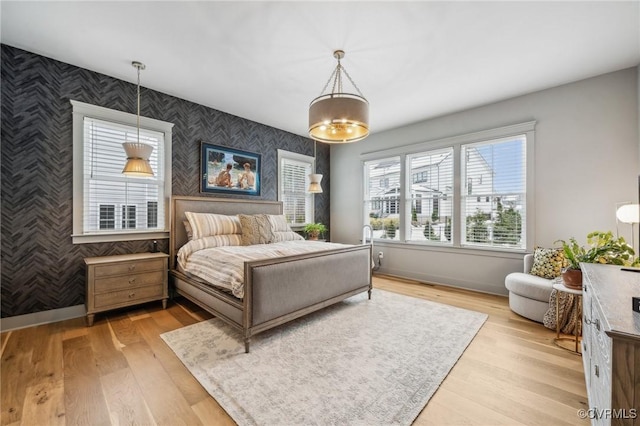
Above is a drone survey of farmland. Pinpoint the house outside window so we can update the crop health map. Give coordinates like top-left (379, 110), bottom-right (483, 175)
top-left (361, 121), bottom-right (534, 252)
top-left (71, 100), bottom-right (173, 243)
top-left (277, 150), bottom-right (315, 226)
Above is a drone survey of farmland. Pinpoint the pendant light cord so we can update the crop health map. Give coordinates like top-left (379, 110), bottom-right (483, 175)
top-left (136, 64), bottom-right (141, 143)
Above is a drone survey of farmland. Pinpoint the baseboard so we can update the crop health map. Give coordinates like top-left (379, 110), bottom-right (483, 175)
top-left (373, 270), bottom-right (508, 297)
top-left (0, 304), bottom-right (86, 332)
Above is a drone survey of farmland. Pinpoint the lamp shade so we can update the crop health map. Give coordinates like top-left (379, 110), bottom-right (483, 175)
top-left (308, 173), bottom-right (323, 193)
top-left (616, 204), bottom-right (640, 224)
top-left (122, 141), bottom-right (154, 177)
top-left (309, 94), bottom-right (369, 144)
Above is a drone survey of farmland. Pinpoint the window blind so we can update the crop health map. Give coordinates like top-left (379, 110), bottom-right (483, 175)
top-left (280, 157), bottom-right (312, 225)
top-left (364, 157), bottom-right (401, 240)
top-left (83, 117), bottom-right (165, 233)
top-left (407, 147), bottom-right (454, 243)
top-left (461, 135), bottom-right (526, 248)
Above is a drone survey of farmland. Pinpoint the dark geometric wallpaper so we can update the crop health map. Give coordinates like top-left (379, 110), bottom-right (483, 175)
top-left (1, 44), bottom-right (330, 318)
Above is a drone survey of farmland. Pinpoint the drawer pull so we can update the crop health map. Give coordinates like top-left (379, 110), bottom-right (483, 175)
top-left (582, 341), bottom-right (587, 352)
top-left (128, 292), bottom-right (136, 298)
top-left (129, 278), bottom-right (136, 284)
top-left (128, 265), bottom-right (136, 272)
top-left (594, 364), bottom-right (599, 377)
top-left (585, 317), bottom-right (600, 331)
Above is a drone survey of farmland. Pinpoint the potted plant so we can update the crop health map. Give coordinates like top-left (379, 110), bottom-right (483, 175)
top-left (556, 231), bottom-right (636, 289)
top-left (304, 223), bottom-right (327, 240)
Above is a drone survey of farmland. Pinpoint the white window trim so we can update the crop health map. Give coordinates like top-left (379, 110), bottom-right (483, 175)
top-left (71, 100), bottom-right (173, 244)
top-left (360, 121), bottom-right (536, 253)
top-left (277, 149), bottom-right (315, 229)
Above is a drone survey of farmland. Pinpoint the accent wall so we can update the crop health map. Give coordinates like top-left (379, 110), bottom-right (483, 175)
top-left (1, 45), bottom-right (329, 318)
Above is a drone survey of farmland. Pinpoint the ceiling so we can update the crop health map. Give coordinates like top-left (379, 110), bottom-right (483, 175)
top-left (2, 1), bottom-right (639, 138)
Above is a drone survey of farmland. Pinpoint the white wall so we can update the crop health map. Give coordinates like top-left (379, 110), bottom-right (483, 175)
top-left (331, 67), bottom-right (639, 295)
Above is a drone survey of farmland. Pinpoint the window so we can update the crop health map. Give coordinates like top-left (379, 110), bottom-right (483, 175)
top-left (99, 205), bottom-right (115, 230)
top-left (147, 201), bottom-right (158, 228)
top-left (364, 157), bottom-right (401, 240)
top-left (122, 205), bottom-right (136, 229)
top-left (361, 121), bottom-right (534, 252)
top-left (407, 148), bottom-right (453, 243)
top-left (72, 100), bottom-right (173, 243)
top-left (461, 135), bottom-right (527, 248)
top-left (277, 150), bottom-right (315, 226)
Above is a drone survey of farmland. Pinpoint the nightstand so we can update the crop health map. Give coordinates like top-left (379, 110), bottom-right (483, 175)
top-left (84, 252), bottom-right (169, 326)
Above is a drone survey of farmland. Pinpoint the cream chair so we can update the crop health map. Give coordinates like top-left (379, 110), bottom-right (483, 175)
top-left (504, 254), bottom-right (554, 322)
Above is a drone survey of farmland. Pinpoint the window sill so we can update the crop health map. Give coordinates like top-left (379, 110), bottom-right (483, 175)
top-left (72, 230), bottom-right (169, 244)
top-left (371, 239), bottom-right (527, 259)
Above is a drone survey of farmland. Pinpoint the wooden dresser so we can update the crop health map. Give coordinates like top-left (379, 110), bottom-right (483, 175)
top-left (84, 252), bottom-right (169, 326)
top-left (581, 263), bottom-right (640, 426)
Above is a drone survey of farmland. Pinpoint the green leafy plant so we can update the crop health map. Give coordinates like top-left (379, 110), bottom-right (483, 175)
top-left (555, 231), bottom-right (636, 270)
top-left (304, 223), bottom-right (327, 240)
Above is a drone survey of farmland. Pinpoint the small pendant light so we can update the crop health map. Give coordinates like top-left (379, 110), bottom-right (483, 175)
top-left (122, 61), bottom-right (154, 177)
top-left (308, 139), bottom-right (323, 193)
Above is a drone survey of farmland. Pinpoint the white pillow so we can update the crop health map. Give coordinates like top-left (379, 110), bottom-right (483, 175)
top-left (184, 212), bottom-right (242, 240)
top-left (267, 214), bottom-right (304, 242)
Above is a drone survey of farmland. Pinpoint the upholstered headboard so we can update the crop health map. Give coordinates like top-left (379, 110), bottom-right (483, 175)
top-left (170, 196), bottom-right (283, 269)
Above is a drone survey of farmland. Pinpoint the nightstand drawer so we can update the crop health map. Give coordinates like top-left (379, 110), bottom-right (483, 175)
top-left (95, 270), bottom-right (165, 293)
top-left (94, 258), bottom-right (165, 278)
top-left (94, 284), bottom-right (164, 309)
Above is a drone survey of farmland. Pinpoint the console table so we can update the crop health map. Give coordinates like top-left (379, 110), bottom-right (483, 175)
top-left (581, 263), bottom-right (640, 426)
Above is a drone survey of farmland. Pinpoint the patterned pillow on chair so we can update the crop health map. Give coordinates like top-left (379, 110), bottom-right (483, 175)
top-left (529, 247), bottom-right (566, 279)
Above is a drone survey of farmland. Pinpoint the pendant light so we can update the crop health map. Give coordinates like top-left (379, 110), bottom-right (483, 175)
top-left (308, 50), bottom-right (369, 144)
top-left (122, 61), bottom-right (154, 177)
top-left (308, 139), bottom-right (323, 193)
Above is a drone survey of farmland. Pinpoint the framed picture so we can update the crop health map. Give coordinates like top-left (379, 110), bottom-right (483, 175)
top-left (200, 142), bottom-right (261, 196)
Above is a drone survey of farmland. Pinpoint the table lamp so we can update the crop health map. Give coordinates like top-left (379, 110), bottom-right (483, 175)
top-left (616, 203), bottom-right (640, 255)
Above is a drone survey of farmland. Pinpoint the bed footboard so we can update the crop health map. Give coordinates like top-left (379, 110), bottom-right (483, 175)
top-left (242, 244), bottom-right (372, 351)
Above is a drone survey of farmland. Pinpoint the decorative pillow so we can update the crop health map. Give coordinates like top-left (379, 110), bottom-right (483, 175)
top-left (266, 214), bottom-right (304, 243)
top-left (238, 214), bottom-right (272, 246)
top-left (272, 230), bottom-right (305, 243)
top-left (183, 221), bottom-right (193, 241)
top-left (267, 214), bottom-right (290, 232)
top-left (184, 212), bottom-right (242, 240)
top-left (529, 247), bottom-right (566, 279)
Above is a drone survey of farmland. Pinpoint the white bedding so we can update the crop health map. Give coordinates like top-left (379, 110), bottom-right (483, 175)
top-left (177, 240), bottom-right (349, 298)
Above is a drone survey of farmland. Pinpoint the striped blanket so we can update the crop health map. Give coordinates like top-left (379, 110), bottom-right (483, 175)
top-left (177, 240), bottom-right (348, 298)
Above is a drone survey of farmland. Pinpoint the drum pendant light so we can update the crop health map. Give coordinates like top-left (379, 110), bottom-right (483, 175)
top-left (122, 61), bottom-right (154, 177)
top-left (308, 50), bottom-right (369, 144)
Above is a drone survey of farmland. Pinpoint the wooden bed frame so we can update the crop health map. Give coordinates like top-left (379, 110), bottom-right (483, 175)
top-left (169, 196), bottom-right (372, 352)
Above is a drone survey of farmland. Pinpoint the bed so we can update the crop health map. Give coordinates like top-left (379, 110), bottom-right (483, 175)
top-left (170, 196), bottom-right (372, 352)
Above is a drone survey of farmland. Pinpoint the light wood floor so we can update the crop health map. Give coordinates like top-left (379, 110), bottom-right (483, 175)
top-left (1, 275), bottom-right (589, 426)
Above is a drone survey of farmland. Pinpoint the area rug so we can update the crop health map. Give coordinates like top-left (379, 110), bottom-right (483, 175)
top-left (161, 289), bottom-right (487, 426)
